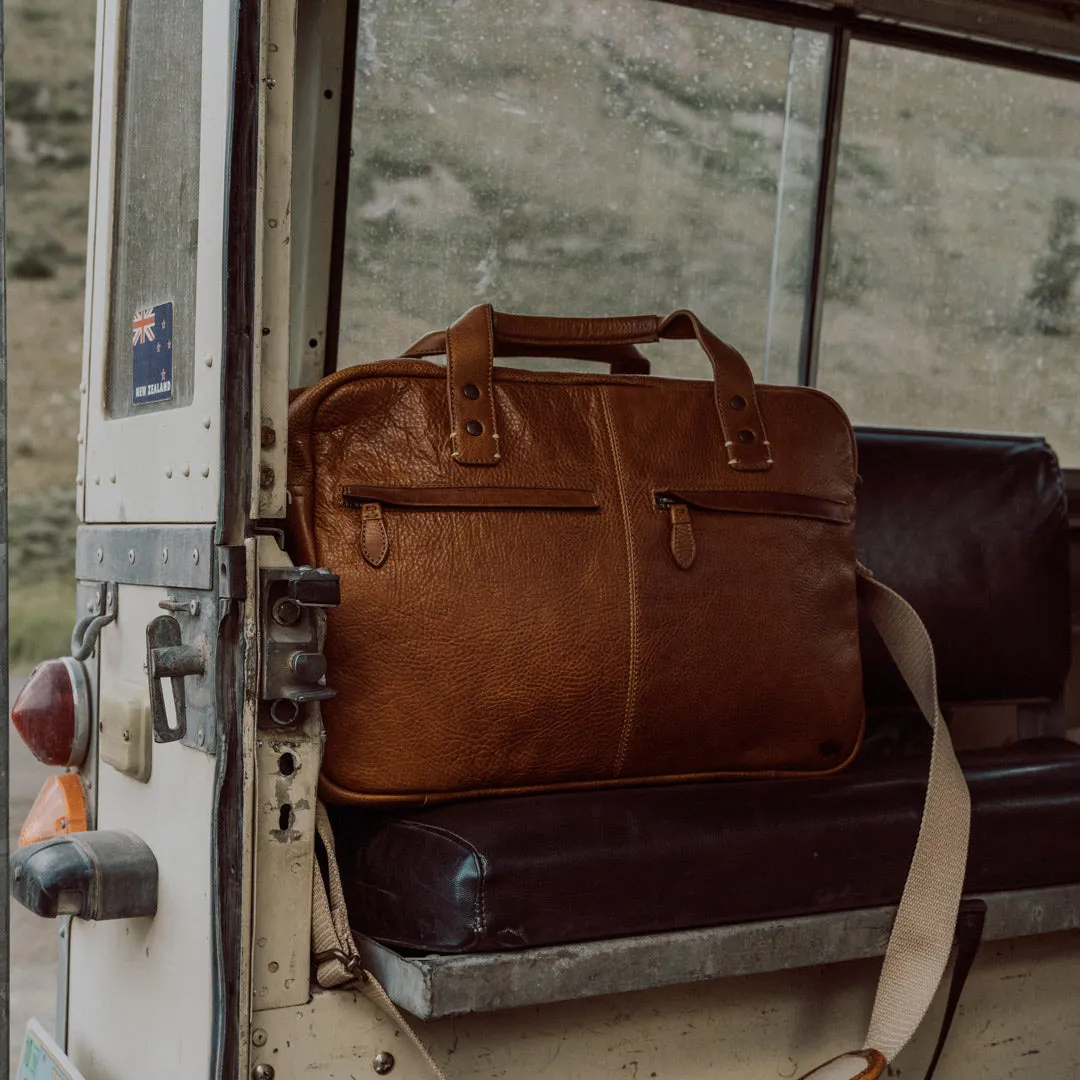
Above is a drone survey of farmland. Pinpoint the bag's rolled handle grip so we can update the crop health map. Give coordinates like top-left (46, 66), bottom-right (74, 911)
top-left (441, 304), bottom-right (772, 472)
top-left (403, 326), bottom-right (652, 375)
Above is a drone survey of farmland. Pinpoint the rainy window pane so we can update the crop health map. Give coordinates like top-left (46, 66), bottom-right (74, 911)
top-left (817, 43), bottom-right (1080, 465)
top-left (338, 0), bottom-right (828, 381)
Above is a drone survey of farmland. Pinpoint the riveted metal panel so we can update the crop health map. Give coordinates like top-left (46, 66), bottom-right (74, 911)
top-left (75, 524), bottom-right (215, 589)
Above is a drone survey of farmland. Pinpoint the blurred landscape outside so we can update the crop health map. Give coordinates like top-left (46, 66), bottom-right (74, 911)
top-left (5, 0), bottom-right (1079, 672)
top-left (3, 0), bottom-right (1079, 1067)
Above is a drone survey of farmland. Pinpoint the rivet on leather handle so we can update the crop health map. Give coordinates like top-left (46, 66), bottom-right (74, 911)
top-left (447, 305), bottom-right (502, 466)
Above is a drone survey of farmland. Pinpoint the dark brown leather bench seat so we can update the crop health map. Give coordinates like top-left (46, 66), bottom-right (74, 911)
top-left (334, 738), bottom-right (1080, 953)
top-left (331, 428), bottom-right (1073, 955)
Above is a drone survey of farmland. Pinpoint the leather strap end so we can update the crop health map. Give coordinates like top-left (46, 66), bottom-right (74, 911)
top-left (447, 305), bottom-right (501, 466)
top-left (659, 310), bottom-right (773, 472)
top-left (797, 1050), bottom-right (887, 1080)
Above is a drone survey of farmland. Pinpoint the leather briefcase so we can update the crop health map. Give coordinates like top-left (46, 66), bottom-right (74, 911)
top-left (291, 304), bottom-right (867, 805)
top-left (294, 304), bottom-right (971, 1077)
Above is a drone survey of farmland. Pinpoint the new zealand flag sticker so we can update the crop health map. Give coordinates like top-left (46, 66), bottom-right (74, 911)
top-left (132, 302), bottom-right (173, 405)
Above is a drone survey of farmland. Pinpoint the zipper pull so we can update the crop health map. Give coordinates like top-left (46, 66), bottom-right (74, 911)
top-left (668, 502), bottom-right (695, 570)
top-left (360, 503), bottom-right (389, 568)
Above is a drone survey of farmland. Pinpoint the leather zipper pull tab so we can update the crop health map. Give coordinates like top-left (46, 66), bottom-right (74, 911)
top-left (360, 503), bottom-right (389, 568)
top-left (668, 502), bottom-right (695, 570)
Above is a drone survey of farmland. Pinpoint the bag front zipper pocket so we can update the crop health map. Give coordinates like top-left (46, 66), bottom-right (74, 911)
top-left (655, 489), bottom-right (852, 570)
top-left (342, 485), bottom-right (600, 568)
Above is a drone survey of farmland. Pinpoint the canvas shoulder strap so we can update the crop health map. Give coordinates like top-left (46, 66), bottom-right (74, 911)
top-left (312, 566), bottom-right (971, 1080)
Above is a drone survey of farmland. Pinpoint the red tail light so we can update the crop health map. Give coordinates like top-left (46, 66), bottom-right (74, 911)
top-left (11, 658), bottom-right (91, 767)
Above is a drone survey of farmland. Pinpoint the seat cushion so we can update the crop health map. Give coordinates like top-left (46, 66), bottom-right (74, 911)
top-left (334, 739), bottom-right (1080, 954)
top-left (855, 429), bottom-right (1069, 707)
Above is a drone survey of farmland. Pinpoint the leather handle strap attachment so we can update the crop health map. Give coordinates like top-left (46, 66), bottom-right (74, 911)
top-left (404, 329), bottom-right (654, 375)
top-left (442, 305), bottom-right (772, 471)
top-left (313, 566), bottom-right (969, 1080)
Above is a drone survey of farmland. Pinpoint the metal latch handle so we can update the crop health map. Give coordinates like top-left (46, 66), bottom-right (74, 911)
top-left (146, 615), bottom-right (206, 743)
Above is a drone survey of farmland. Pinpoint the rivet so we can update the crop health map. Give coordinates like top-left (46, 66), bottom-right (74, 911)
top-left (730, 395), bottom-right (747, 411)
top-left (93, 476), bottom-right (100, 486)
top-left (268, 219), bottom-right (278, 229)
top-left (268, 961), bottom-right (279, 973)
top-left (252, 1065), bottom-right (274, 1080)
top-left (79, 381), bottom-right (87, 393)
top-left (192, 549), bottom-right (200, 565)
top-left (203, 416), bottom-right (212, 428)
top-left (737, 429), bottom-right (756, 444)
top-left (260, 466), bottom-right (275, 488)
top-left (127, 549), bottom-right (136, 565)
top-left (161, 547), bottom-right (169, 564)
top-left (109, 473), bottom-right (117, 484)
top-left (95, 548), bottom-right (103, 563)
top-left (204, 355), bottom-right (214, 368)
top-left (462, 383), bottom-right (480, 400)
top-left (165, 467), bottom-right (173, 479)
top-left (465, 419), bottom-right (483, 437)
top-left (265, 76), bottom-right (277, 90)
top-left (121, 730), bottom-right (131, 743)
top-left (373, 1052), bottom-right (395, 1075)
top-left (251, 1029), bottom-right (268, 1048)
top-left (261, 425), bottom-right (276, 448)
top-left (197, 729), bottom-right (206, 747)
top-left (77, 433), bottom-right (84, 444)
top-left (182, 464), bottom-right (191, 477)
top-left (76, 477), bottom-right (84, 486)
top-left (201, 465), bottom-right (210, 478)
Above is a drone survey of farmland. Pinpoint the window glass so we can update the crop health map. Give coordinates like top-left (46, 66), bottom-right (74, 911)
top-left (107, 0), bottom-right (202, 417)
top-left (338, 0), bottom-right (828, 381)
top-left (817, 42), bottom-right (1080, 464)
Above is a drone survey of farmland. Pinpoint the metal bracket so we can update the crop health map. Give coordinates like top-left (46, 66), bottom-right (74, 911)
top-left (259, 566), bottom-right (340, 724)
top-left (70, 582), bottom-right (118, 662)
top-left (75, 524), bottom-right (215, 588)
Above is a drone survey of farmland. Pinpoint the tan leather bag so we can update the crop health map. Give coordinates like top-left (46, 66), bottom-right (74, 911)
top-left (288, 304), bottom-right (866, 806)
top-left (295, 305), bottom-right (972, 1076)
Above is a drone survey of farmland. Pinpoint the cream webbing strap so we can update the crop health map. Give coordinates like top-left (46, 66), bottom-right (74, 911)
top-left (800, 569), bottom-right (971, 1080)
top-left (856, 567), bottom-right (970, 1061)
top-left (312, 568), bottom-right (970, 1080)
top-left (312, 802), bottom-right (449, 1080)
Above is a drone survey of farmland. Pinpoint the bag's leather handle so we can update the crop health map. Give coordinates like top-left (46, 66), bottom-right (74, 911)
top-left (442, 304), bottom-right (772, 471)
top-left (403, 328), bottom-right (653, 376)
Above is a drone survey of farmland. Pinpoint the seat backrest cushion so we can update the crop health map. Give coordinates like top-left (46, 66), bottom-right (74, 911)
top-left (855, 428), bottom-right (1070, 707)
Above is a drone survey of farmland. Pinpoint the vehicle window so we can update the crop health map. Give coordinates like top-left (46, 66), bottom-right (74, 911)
top-left (816, 42), bottom-right (1080, 464)
top-left (106, 0), bottom-right (202, 417)
top-left (337, 0), bottom-right (828, 381)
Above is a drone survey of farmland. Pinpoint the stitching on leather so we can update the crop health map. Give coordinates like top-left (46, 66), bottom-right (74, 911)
top-left (360, 517), bottom-right (373, 565)
top-left (397, 820), bottom-right (488, 938)
top-left (600, 388), bottom-right (639, 777)
top-left (446, 323), bottom-right (462, 460)
top-left (484, 307), bottom-right (498, 460)
top-left (673, 518), bottom-right (695, 568)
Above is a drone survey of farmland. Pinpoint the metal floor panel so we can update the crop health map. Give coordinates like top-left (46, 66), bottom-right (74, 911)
top-left (357, 883), bottom-right (1080, 1020)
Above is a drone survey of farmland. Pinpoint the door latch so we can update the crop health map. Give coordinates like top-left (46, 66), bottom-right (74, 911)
top-left (146, 614), bottom-right (207, 743)
top-left (260, 567), bottom-right (340, 720)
